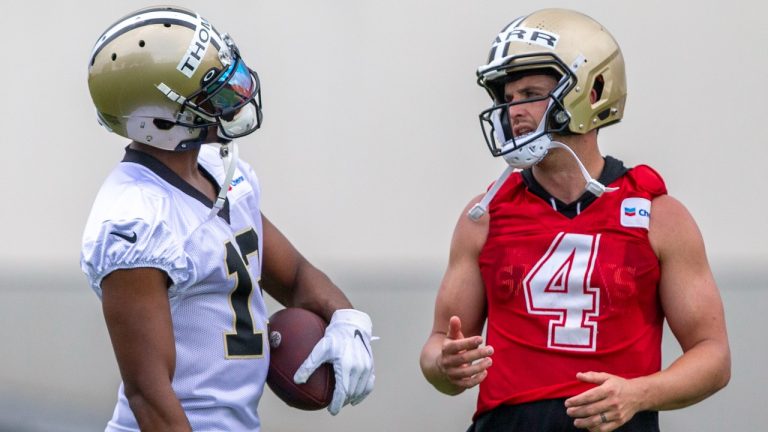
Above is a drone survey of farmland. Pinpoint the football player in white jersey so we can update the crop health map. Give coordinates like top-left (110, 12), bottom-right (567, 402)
top-left (80, 6), bottom-right (375, 431)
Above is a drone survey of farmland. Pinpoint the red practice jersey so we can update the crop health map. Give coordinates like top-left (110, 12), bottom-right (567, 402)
top-left (476, 165), bottom-right (667, 417)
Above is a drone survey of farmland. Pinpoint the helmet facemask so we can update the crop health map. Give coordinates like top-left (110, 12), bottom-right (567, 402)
top-left (478, 54), bottom-right (576, 169)
top-left (179, 38), bottom-right (264, 140)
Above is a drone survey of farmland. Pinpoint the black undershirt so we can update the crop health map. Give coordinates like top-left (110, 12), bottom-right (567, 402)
top-left (521, 155), bottom-right (628, 219)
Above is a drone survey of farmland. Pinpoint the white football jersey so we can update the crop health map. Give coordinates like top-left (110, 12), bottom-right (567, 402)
top-left (81, 145), bottom-right (270, 431)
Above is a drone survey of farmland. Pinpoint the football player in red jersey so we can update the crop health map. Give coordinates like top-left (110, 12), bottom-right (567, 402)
top-left (420, 9), bottom-right (730, 432)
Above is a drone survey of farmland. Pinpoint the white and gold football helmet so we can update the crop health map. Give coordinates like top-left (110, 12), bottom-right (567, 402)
top-left (476, 8), bottom-right (626, 164)
top-left (88, 6), bottom-right (263, 151)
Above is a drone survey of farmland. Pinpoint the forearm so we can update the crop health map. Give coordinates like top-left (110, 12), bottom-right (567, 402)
top-left (264, 258), bottom-right (353, 321)
top-left (634, 339), bottom-right (731, 411)
top-left (259, 215), bottom-right (353, 320)
top-left (420, 334), bottom-right (465, 396)
top-left (292, 262), bottom-right (353, 319)
top-left (119, 343), bottom-right (190, 431)
top-left (125, 384), bottom-right (191, 432)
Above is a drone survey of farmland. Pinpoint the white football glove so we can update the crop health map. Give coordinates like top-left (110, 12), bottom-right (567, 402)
top-left (293, 309), bottom-right (375, 415)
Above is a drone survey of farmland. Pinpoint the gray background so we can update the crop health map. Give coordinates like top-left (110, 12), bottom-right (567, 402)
top-left (1, 1), bottom-right (766, 431)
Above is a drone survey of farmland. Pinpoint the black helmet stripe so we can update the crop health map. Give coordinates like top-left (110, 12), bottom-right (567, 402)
top-left (488, 15), bottom-right (529, 63)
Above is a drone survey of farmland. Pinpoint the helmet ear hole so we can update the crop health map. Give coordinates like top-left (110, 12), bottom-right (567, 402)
top-left (153, 119), bottom-right (175, 130)
top-left (592, 75), bottom-right (605, 103)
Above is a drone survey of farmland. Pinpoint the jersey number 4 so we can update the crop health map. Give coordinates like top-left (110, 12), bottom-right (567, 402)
top-left (523, 232), bottom-right (601, 352)
top-left (224, 228), bottom-right (264, 359)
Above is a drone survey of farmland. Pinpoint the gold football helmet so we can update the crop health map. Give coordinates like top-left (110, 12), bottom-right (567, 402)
top-left (477, 8), bottom-right (626, 159)
top-left (88, 6), bottom-right (262, 151)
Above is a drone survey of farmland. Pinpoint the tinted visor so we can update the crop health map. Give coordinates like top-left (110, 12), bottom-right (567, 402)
top-left (190, 57), bottom-right (259, 119)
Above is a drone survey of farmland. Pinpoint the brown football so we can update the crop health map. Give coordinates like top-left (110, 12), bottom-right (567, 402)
top-left (266, 308), bottom-right (335, 410)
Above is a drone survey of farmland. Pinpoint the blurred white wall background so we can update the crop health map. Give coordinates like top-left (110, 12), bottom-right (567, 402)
top-left (0, 1), bottom-right (766, 431)
top-left (1, 0), bottom-right (766, 268)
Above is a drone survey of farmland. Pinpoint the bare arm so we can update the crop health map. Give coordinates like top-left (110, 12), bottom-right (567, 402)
top-left (259, 214), bottom-right (353, 322)
top-left (565, 195), bottom-right (731, 430)
top-left (101, 268), bottom-right (192, 432)
top-left (261, 214), bottom-right (376, 414)
top-left (639, 194), bottom-right (731, 409)
top-left (420, 196), bottom-right (493, 395)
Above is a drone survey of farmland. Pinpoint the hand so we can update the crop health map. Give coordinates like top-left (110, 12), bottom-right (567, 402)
top-left (564, 372), bottom-right (643, 431)
top-left (436, 316), bottom-right (494, 391)
top-left (293, 309), bottom-right (375, 415)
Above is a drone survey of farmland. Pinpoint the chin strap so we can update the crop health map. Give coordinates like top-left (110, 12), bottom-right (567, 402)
top-left (468, 165), bottom-right (517, 221)
top-left (467, 140), bottom-right (618, 221)
top-left (209, 141), bottom-right (239, 218)
top-left (547, 141), bottom-right (618, 196)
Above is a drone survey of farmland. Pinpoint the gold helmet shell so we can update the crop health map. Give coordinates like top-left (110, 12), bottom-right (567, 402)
top-left (477, 8), bottom-right (626, 138)
top-left (88, 6), bottom-right (262, 151)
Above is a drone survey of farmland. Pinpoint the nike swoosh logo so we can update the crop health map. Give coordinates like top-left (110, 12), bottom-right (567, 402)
top-left (354, 329), bottom-right (371, 356)
top-left (110, 231), bottom-right (137, 243)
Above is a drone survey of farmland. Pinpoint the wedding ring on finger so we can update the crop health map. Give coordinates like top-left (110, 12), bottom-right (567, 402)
top-left (600, 413), bottom-right (608, 424)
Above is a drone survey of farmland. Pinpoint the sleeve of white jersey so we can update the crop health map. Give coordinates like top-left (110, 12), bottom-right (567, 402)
top-left (80, 187), bottom-right (191, 299)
